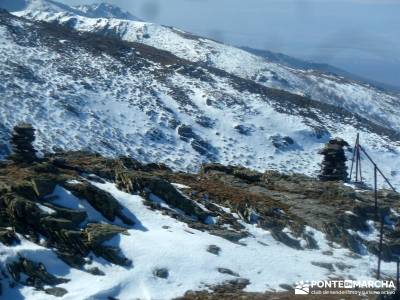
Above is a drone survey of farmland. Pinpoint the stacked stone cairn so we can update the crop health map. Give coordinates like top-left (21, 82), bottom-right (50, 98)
top-left (318, 138), bottom-right (349, 181)
top-left (9, 123), bottom-right (37, 163)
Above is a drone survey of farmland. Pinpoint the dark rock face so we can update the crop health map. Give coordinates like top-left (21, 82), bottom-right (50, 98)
top-left (84, 223), bottom-right (128, 247)
top-left (63, 181), bottom-right (134, 225)
top-left (7, 257), bottom-right (69, 296)
top-left (0, 149), bottom-right (141, 294)
top-left (0, 227), bottom-right (19, 245)
top-left (318, 138), bottom-right (349, 181)
top-left (9, 123), bottom-right (38, 163)
top-left (1, 189), bottom-right (132, 268)
top-left (234, 125), bottom-right (252, 136)
top-left (177, 125), bottom-right (197, 142)
top-left (270, 229), bottom-right (302, 250)
top-left (115, 170), bottom-right (209, 222)
top-left (270, 135), bottom-right (298, 151)
top-left (177, 125), bottom-right (218, 158)
top-left (217, 268), bottom-right (239, 277)
top-left (31, 176), bottom-right (57, 198)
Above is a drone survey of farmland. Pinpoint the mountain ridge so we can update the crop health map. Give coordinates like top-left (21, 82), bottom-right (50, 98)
top-left (0, 0), bottom-right (141, 20)
top-left (241, 46), bottom-right (400, 94)
top-left (0, 8), bottom-right (399, 189)
top-left (10, 0), bottom-right (400, 134)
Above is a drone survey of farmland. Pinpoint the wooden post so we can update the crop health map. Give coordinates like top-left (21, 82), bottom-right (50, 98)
top-left (374, 165), bottom-right (378, 220)
top-left (355, 142), bottom-right (360, 182)
top-left (377, 215), bottom-right (384, 279)
top-left (356, 134), bottom-right (362, 183)
top-left (349, 133), bottom-right (359, 181)
top-left (397, 258), bottom-right (400, 292)
top-left (358, 144), bottom-right (363, 183)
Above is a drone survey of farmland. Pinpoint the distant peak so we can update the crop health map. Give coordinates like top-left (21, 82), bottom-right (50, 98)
top-left (73, 2), bottom-right (141, 21)
top-left (0, 0), bottom-right (142, 22)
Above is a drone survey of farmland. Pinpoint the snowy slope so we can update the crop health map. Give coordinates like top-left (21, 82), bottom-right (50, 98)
top-left (0, 10), bottom-right (399, 190)
top-left (10, 1), bottom-right (400, 133)
top-left (2, 0), bottom-right (83, 14)
top-left (0, 180), bottom-right (396, 299)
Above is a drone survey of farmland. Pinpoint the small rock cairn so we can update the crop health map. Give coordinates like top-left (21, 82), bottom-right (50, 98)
top-left (318, 138), bottom-right (349, 181)
top-left (9, 123), bottom-right (37, 163)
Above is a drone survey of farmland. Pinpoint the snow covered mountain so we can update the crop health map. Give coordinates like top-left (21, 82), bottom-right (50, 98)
top-left (241, 46), bottom-right (400, 94)
top-left (0, 2), bottom-right (399, 299)
top-left (9, 0), bottom-right (400, 134)
top-left (0, 7), bottom-right (399, 190)
top-left (1, 0), bottom-right (140, 20)
top-left (73, 3), bottom-right (140, 21)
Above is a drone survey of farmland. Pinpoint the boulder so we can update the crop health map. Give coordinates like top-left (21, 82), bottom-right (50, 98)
top-left (45, 287), bottom-right (68, 297)
top-left (177, 125), bottom-right (218, 157)
top-left (5, 195), bottom-right (42, 235)
top-left (217, 268), bottom-right (239, 277)
top-left (92, 246), bottom-right (132, 267)
top-left (7, 257), bottom-right (69, 290)
top-left (63, 181), bottom-right (134, 225)
top-left (153, 268), bottom-right (169, 279)
top-left (116, 171), bottom-right (209, 222)
top-left (0, 227), bottom-right (19, 246)
top-left (31, 177), bottom-right (57, 198)
top-left (40, 216), bottom-right (76, 232)
top-left (234, 124), bottom-right (252, 136)
top-left (84, 223), bottom-right (128, 247)
top-left (270, 135), bottom-right (297, 151)
top-left (324, 223), bottom-right (361, 254)
top-left (270, 228), bottom-right (302, 250)
top-left (207, 245), bottom-right (221, 255)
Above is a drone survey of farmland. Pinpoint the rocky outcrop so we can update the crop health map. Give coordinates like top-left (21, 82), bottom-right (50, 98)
top-left (234, 124), bottom-right (253, 136)
top-left (0, 153), bottom-right (138, 289)
top-left (201, 163), bottom-right (262, 183)
top-left (0, 148), bottom-right (399, 298)
top-left (318, 138), bottom-right (349, 181)
top-left (84, 223), bottom-right (128, 247)
top-left (0, 227), bottom-right (19, 246)
top-left (115, 170), bottom-right (209, 222)
top-left (7, 257), bottom-right (69, 297)
top-left (270, 135), bottom-right (297, 151)
top-left (63, 181), bottom-right (134, 225)
top-left (153, 268), bottom-right (169, 279)
top-left (177, 125), bottom-right (218, 158)
top-left (1, 190), bottom-right (131, 268)
top-left (169, 163), bottom-right (400, 259)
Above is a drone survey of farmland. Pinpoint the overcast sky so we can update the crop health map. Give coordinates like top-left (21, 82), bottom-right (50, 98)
top-left (60, 0), bottom-right (400, 88)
